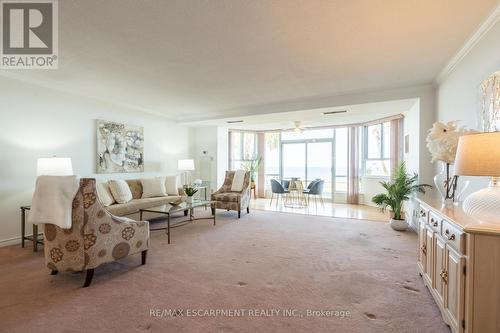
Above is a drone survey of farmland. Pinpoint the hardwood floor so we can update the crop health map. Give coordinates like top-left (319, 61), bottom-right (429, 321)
top-left (249, 198), bottom-right (390, 222)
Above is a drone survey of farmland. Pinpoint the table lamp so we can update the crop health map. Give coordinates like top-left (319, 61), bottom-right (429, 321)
top-left (37, 157), bottom-right (74, 176)
top-left (454, 132), bottom-right (500, 223)
top-left (178, 159), bottom-right (195, 186)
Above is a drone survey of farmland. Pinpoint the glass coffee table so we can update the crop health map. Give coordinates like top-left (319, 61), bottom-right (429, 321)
top-left (139, 200), bottom-right (216, 244)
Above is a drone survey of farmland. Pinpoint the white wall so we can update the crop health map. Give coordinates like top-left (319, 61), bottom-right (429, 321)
top-left (403, 100), bottom-right (421, 174)
top-left (190, 126), bottom-right (218, 191)
top-left (216, 127), bottom-right (229, 187)
top-left (190, 126), bottom-right (229, 193)
top-left (436, 19), bottom-right (500, 196)
top-left (0, 76), bottom-right (191, 246)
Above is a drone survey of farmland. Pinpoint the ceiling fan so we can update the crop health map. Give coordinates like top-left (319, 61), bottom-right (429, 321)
top-left (291, 120), bottom-right (305, 132)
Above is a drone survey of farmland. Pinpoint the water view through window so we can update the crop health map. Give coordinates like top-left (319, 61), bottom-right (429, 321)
top-left (231, 121), bottom-right (393, 200)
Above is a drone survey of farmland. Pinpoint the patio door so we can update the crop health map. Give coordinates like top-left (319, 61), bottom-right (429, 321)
top-left (307, 142), bottom-right (332, 198)
top-left (281, 141), bottom-right (333, 199)
top-left (282, 143), bottom-right (306, 180)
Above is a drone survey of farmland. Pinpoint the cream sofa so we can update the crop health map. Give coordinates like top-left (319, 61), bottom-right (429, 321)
top-left (103, 179), bottom-right (184, 219)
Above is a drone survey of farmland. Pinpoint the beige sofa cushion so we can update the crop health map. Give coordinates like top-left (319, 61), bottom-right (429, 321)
top-left (96, 182), bottom-right (115, 206)
top-left (165, 175), bottom-right (180, 195)
top-left (141, 177), bottom-right (167, 198)
top-left (106, 196), bottom-right (180, 216)
top-left (108, 179), bottom-right (133, 204)
top-left (125, 179), bottom-right (143, 199)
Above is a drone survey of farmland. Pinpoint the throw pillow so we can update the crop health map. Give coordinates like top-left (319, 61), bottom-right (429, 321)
top-left (108, 179), bottom-right (133, 204)
top-left (141, 177), bottom-right (167, 198)
top-left (231, 170), bottom-right (246, 192)
top-left (96, 182), bottom-right (115, 207)
top-left (165, 175), bottom-right (180, 195)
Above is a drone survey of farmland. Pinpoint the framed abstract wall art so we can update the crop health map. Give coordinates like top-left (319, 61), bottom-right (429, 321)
top-left (96, 120), bottom-right (144, 173)
top-left (479, 71), bottom-right (500, 132)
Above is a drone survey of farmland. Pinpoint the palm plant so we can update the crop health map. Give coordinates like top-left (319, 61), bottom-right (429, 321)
top-left (242, 156), bottom-right (262, 182)
top-left (372, 162), bottom-right (432, 220)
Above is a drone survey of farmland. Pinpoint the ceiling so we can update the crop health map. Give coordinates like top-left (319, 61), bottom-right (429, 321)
top-left (187, 98), bottom-right (419, 130)
top-left (1, 0), bottom-right (498, 121)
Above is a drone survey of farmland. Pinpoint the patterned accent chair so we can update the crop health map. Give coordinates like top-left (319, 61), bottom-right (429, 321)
top-left (43, 178), bottom-right (149, 287)
top-left (211, 171), bottom-right (251, 218)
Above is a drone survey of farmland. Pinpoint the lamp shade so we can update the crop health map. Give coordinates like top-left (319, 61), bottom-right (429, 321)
top-left (37, 157), bottom-right (73, 176)
top-left (454, 132), bottom-right (500, 177)
top-left (177, 159), bottom-right (195, 171)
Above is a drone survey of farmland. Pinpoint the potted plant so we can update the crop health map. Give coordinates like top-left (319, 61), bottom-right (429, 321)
top-left (372, 162), bottom-right (432, 231)
top-left (184, 186), bottom-right (198, 203)
top-left (243, 156), bottom-right (262, 187)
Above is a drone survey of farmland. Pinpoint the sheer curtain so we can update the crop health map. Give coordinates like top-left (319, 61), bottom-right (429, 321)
top-left (390, 118), bottom-right (403, 178)
top-left (347, 126), bottom-right (360, 204)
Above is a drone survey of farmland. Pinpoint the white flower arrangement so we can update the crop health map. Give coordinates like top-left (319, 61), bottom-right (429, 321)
top-left (426, 121), bottom-right (475, 164)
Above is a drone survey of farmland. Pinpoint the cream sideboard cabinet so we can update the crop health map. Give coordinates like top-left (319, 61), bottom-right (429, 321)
top-left (415, 197), bottom-right (500, 333)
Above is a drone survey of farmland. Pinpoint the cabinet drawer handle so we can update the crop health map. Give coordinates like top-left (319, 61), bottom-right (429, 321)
top-left (439, 269), bottom-right (448, 284)
top-left (420, 245), bottom-right (427, 254)
top-left (420, 210), bottom-right (426, 217)
top-left (432, 221), bottom-right (438, 227)
top-left (445, 229), bottom-right (456, 241)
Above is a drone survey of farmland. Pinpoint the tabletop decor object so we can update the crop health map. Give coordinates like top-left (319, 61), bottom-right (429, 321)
top-left (426, 121), bottom-right (475, 206)
top-left (184, 186), bottom-right (198, 203)
top-left (178, 159), bottom-right (195, 186)
top-left (454, 132), bottom-right (500, 223)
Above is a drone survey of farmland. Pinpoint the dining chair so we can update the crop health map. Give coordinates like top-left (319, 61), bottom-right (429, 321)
top-left (304, 180), bottom-right (325, 207)
top-left (270, 179), bottom-right (289, 207)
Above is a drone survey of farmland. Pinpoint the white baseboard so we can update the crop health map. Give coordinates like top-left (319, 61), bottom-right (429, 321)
top-left (0, 236), bottom-right (22, 247)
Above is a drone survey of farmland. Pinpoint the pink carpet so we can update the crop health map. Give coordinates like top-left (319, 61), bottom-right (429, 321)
top-left (0, 209), bottom-right (449, 332)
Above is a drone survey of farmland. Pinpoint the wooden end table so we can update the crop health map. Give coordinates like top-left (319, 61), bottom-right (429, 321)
top-left (20, 206), bottom-right (44, 252)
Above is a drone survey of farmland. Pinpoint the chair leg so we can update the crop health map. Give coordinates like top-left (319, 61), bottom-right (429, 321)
top-left (247, 207), bottom-right (250, 214)
top-left (211, 207), bottom-right (215, 215)
top-left (184, 210), bottom-right (188, 216)
top-left (50, 270), bottom-right (58, 275)
top-left (82, 269), bottom-right (94, 288)
top-left (270, 193), bottom-right (274, 206)
top-left (238, 210), bottom-right (241, 218)
top-left (141, 250), bottom-right (148, 265)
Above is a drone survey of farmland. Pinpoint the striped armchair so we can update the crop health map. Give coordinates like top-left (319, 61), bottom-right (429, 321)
top-left (211, 171), bottom-right (251, 218)
top-left (43, 178), bottom-right (149, 287)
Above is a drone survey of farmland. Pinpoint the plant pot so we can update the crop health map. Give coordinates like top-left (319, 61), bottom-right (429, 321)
top-left (390, 218), bottom-right (408, 231)
top-left (186, 196), bottom-right (193, 203)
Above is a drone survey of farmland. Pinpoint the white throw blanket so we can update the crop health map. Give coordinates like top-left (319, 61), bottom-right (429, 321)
top-left (231, 170), bottom-right (246, 192)
top-left (28, 175), bottom-right (80, 229)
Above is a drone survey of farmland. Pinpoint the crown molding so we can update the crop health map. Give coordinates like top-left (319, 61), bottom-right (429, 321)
top-left (435, 4), bottom-right (500, 85)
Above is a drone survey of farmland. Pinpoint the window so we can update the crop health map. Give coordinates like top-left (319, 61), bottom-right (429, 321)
top-left (229, 131), bottom-right (257, 170)
top-left (363, 122), bottom-right (391, 177)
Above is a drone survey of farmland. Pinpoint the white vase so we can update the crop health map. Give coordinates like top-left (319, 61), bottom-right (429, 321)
top-left (390, 218), bottom-right (408, 231)
top-left (186, 196), bottom-right (193, 203)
